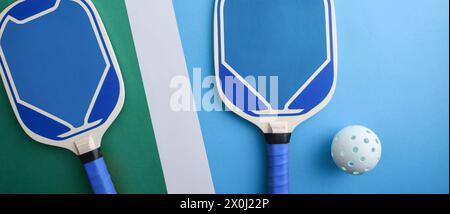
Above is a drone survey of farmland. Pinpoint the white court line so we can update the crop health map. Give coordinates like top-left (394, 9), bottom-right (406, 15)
top-left (125, 0), bottom-right (215, 194)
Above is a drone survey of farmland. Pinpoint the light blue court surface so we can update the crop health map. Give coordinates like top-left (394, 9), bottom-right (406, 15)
top-left (173, 0), bottom-right (449, 193)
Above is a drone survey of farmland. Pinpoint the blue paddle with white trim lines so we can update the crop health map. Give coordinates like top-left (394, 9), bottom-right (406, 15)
top-left (214, 0), bottom-right (338, 194)
top-left (0, 0), bottom-right (124, 194)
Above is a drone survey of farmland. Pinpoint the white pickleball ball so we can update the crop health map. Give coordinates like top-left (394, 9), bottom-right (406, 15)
top-left (331, 125), bottom-right (382, 175)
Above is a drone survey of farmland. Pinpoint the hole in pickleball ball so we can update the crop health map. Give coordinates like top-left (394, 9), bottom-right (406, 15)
top-left (347, 161), bottom-right (354, 167)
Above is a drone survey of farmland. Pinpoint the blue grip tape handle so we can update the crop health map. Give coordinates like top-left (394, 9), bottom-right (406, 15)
top-left (265, 133), bottom-right (291, 194)
top-left (267, 144), bottom-right (289, 194)
top-left (83, 157), bottom-right (117, 194)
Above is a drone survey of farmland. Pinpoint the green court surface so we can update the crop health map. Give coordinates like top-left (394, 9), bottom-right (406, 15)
top-left (0, 0), bottom-right (167, 194)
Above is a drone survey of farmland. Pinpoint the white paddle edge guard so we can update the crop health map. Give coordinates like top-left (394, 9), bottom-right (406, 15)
top-left (0, 0), bottom-right (125, 155)
top-left (213, 0), bottom-right (338, 134)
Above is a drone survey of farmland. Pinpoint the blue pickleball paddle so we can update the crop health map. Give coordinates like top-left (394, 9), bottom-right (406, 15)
top-left (214, 0), bottom-right (338, 194)
top-left (0, 0), bottom-right (125, 194)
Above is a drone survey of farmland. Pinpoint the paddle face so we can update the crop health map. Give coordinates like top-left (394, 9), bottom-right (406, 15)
top-left (0, 0), bottom-right (124, 154)
top-left (214, 0), bottom-right (337, 133)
